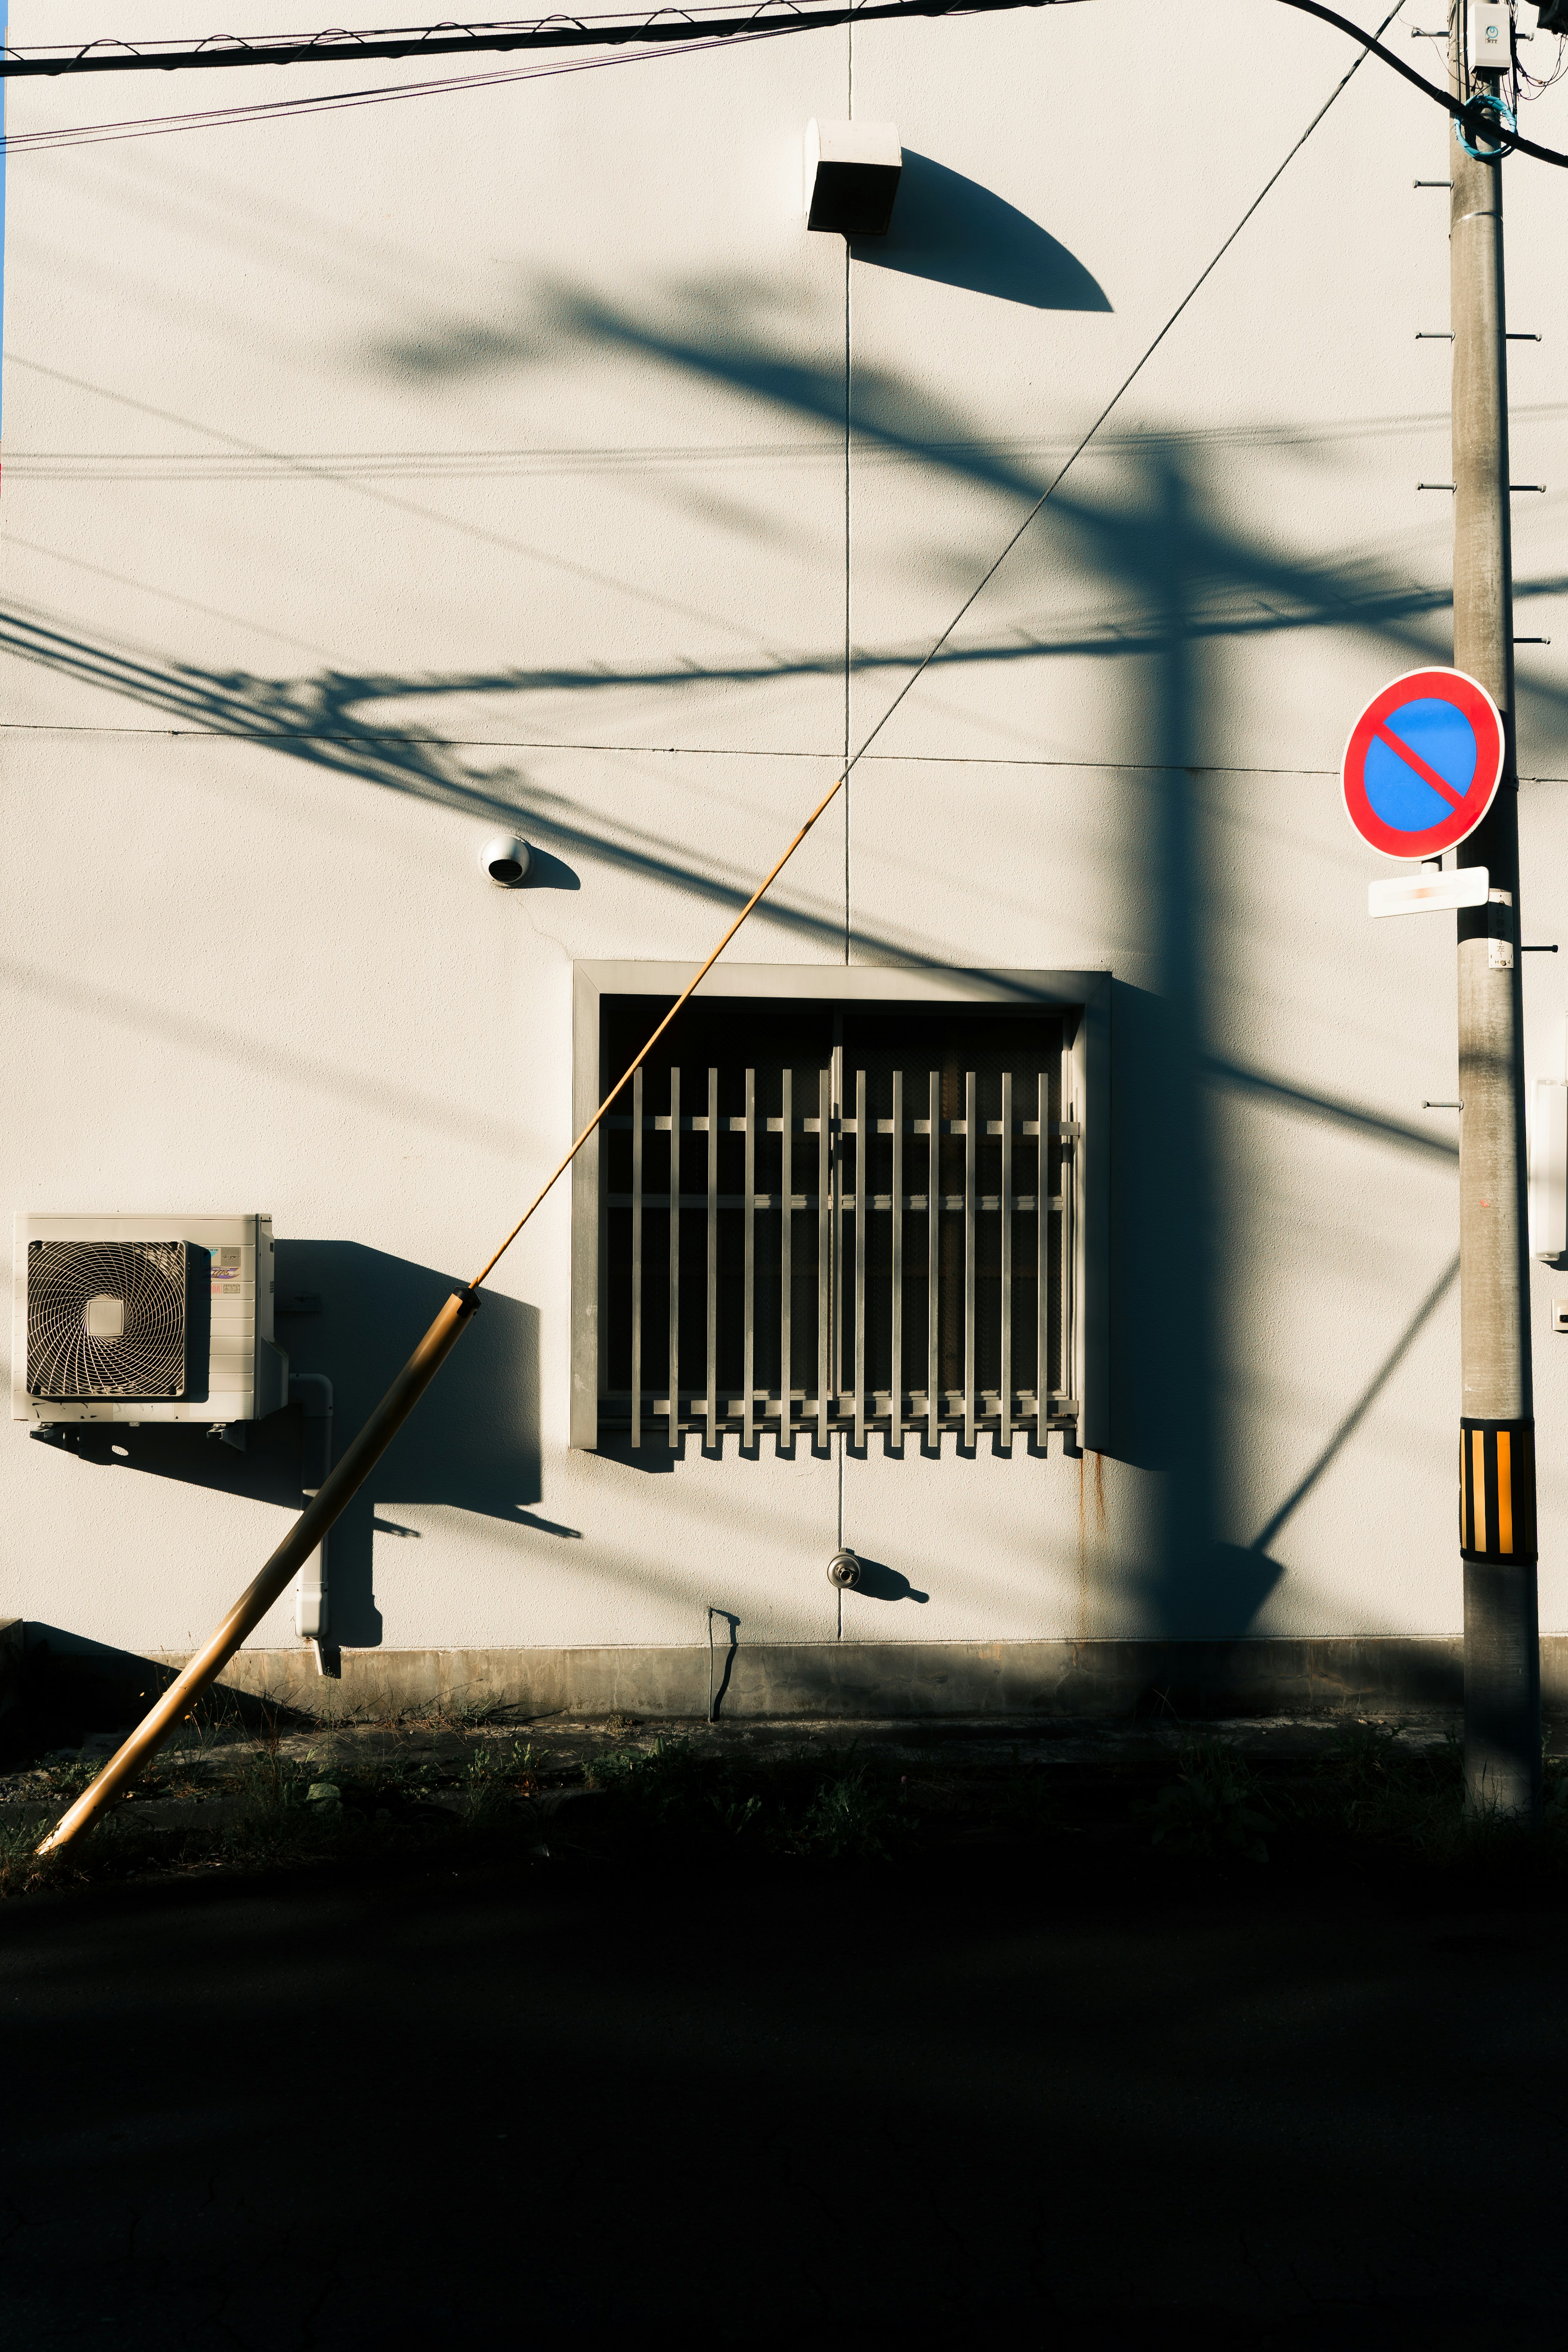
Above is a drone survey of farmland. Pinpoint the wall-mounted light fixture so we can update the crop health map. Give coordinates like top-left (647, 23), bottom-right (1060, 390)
top-left (804, 118), bottom-right (902, 238)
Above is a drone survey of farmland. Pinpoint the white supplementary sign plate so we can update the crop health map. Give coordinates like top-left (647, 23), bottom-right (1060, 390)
top-left (1368, 866), bottom-right (1490, 919)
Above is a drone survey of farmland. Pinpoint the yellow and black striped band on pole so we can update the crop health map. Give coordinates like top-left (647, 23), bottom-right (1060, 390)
top-left (1459, 1417), bottom-right (1537, 1564)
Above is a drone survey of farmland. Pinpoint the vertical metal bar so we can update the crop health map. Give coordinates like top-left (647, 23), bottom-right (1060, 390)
top-left (831, 1020), bottom-right (844, 1424)
top-left (1000, 1068), bottom-right (1012, 1452)
top-left (891, 1068), bottom-right (903, 1451)
top-left (706, 1065), bottom-right (719, 1451)
top-left (1061, 1045), bottom-right (1075, 1422)
top-left (781, 1067), bottom-right (793, 1448)
top-left (744, 1066), bottom-right (756, 1452)
top-left (964, 1070), bottom-right (976, 1451)
top-left (1037, 1068), bottom-right (1048, 1440)
top-left (927, 1070), bottom-right (940, 1451)
top-left (668, 1065), bottom-right (681, 1449)
top-left (631, 1063), bottom-right (643, 1452)
top-left (818, 1062), bottom-right (831, 1450)
top-left (853, 1067), bottom-right (866, 1451)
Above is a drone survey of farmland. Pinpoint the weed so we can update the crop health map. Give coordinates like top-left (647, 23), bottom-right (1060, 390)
top-left (1304, 1721), bottom-right (1465, 1853)
top-left (507, 1743), bottom-right (551, 1796)
top-left (216, 1737), bottom-right (323, 1856)
top-left (998, 1762), bottom-right (1060, 1838)
top-left (709, 1793), bottom-right (764, 1839)
top-left (462, 1750), bottom-right (511, 1832)
top-left (466, 1742), bottom-right (551, 1794)
top-left (1141, 1739), bottom-right (1272, 1864)
top-left (0, 1819), bottom-right (44, 1897)
top-left (358, 1695), bottom-right (519, 1737)
top-left (786, 1765), bottom-right (902, 1860)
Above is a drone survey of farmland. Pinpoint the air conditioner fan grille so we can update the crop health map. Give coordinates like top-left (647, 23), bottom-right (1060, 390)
top-left (27, 1241), bottom-right (191, 1399)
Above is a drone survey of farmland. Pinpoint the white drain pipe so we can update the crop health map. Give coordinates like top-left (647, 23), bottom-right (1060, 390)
top-left (289, 1374), bottom-right (334, 1666)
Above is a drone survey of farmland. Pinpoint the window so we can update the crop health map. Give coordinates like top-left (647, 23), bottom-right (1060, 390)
top-left (570, 966), bottom-right (1107, 1453)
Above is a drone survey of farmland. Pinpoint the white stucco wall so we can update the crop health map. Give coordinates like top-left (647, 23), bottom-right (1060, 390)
top-left (2, 0), bottom-right (1567, 1666)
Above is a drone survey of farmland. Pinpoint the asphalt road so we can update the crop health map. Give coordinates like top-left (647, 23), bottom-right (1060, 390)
top-left (2, 1853), bottom-right (1565, 2347)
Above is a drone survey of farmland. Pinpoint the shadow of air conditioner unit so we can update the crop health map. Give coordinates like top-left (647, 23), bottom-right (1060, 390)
top-left (13, 1213), bottom-right (289, 1430)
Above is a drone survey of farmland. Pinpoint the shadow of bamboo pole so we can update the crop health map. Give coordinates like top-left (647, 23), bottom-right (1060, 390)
top-left (36, 773), bottom-right (846, 1857)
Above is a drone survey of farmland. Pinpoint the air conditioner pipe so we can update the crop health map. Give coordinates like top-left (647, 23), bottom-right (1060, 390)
top-left (36, 768), bottom-right (848, 1859)
top-left (289, 1373), bottom-right (334, 1663)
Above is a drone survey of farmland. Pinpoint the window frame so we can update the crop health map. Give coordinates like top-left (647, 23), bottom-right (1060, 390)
top-left (570, 962), bottom-right (1109, 1453)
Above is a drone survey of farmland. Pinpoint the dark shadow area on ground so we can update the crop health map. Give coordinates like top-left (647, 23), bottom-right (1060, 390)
top-left (1, 1859), bottom-right (1565, 2344)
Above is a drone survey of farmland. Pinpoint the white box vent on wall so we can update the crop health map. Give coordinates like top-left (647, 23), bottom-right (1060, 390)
top-left (13, 1214), bottom-right (288, 1428)
top-left (1530, 1081), bottom-right (1568, 1260)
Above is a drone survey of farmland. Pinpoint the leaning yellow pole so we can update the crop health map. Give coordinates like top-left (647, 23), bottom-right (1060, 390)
top-left (38, 771), bottom-right (846, 1857)
top-left (37, 1288), bottom-right (479, 1853)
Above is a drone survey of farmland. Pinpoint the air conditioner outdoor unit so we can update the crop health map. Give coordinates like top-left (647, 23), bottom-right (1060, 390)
top-left (13, 1214), bottom-right (288, 1429)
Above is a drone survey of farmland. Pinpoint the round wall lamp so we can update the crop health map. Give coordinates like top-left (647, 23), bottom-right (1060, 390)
top-left (480, 833), bottom-right (532, 887)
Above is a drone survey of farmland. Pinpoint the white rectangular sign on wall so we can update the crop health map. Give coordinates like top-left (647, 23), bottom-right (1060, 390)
top-left (1530, 1079), bottom-right (1568, 1261)
top-left (1368, 867), bottom-right (1490, 920)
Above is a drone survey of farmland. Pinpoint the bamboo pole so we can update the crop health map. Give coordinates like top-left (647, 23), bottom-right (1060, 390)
top-left (38, 771), bottom-right (846, 1857)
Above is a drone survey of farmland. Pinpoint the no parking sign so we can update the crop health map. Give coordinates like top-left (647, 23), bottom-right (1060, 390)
top-left (1342, 667), bottom-right (1505, 860)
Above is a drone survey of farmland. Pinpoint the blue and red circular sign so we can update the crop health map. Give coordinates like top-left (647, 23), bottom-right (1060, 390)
top-left (1342, 667), bottom-right (1505, 860)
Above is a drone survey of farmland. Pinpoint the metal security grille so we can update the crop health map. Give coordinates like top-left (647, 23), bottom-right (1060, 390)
top-left (598, 1001), bottom-right (1079, 1448)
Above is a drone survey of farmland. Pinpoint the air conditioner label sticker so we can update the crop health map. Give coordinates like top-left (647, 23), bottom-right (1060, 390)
top-left (212, 1250), bottom-right (243, 1296)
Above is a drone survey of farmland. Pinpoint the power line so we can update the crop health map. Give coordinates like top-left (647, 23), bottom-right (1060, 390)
top-left (0, 2), bottom-right (1055, 76)
top-left (0, 31), bottom-right (793, 155)
top-left (2, 0), bottom-right (1566, 167)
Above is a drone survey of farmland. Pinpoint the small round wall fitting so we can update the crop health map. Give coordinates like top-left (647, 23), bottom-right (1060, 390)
top-left (480, 833), bottom-right (532, 887)
top-left (827, 1548), bottom-right (861, 1589)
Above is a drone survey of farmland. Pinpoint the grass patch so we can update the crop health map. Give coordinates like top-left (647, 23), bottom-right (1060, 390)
top-left (11, 1713), bottom-right (1568, 1905)
top-left (581, 1737), bottom-right (913, 1860)
top-left (1138, 1738), bottom-right (1273, 1864)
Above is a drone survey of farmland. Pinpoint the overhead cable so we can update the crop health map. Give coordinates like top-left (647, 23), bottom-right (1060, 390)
top-left (3, 0), bottom-right (1566, 169)
top-left (0, 32), bottom-right (791, 154)
top-left (0, 1), bottom-right (1058, 76)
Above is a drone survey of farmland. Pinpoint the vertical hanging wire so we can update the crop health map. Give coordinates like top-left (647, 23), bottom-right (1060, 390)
top-left (743, 1064), bottom-right (756, 1452)
top-left (891, 1067), bottom-right (903, 1452)
top-left (706, 1064), bottom-right (719, 1451)
top-left (781, 1065), bottom-right (793, 1449)
top-left (668, 1063), bottom-right (681, 1450)
top-left (630, 1062), bottom-right (643, 1452)
top-left (927, 1069), bottom-right (940, 1451)
top-left (1000, 1067), bottom-right (1013, 1452)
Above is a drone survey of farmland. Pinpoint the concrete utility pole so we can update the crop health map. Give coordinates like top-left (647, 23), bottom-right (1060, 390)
top-left (1450, 20), bottom-right (1541, 1820)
